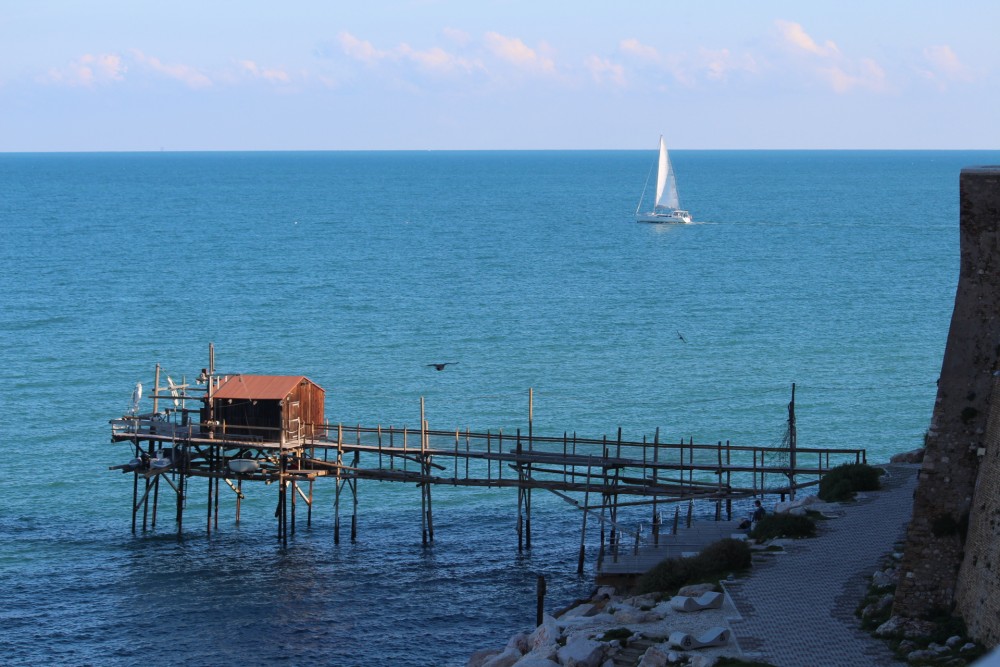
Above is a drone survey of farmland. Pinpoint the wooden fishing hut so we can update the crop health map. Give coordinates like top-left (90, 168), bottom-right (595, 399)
top-left (207, 375), bottom-right (325, 442)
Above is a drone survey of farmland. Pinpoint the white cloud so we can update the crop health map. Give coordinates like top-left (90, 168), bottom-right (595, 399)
top-left (776, 20), bottom-right (840, 58)
top-left (619, 38), bottom-right (660, 63)
top-left (919, 45), bottom-right (972, 89)
top-left (584, 56), bottom-right (626, 87)
top-left (337, 31), bottom-right (388, 65)
top-left (46, 53), bottom-right (126, 87)
top-left (773, 20), bottom-right (889, 95)
top-left (240, 59), bottom-right (291, 84)
top-left (483, 32), bottom-right (555, 74)
top-left (129, 49), bottom-right (212, 89)
top-left (822, 58), bottom-right (886, 94)
top-left (700, 48), bottom-right (758, 81)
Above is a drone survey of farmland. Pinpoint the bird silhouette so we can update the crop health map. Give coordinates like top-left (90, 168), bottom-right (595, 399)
top-left (677, 331), bottom-right (688, 343)
top-left (427, 362), bottom-right (458, 371)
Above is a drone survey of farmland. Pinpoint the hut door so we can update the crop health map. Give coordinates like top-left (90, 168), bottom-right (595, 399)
top-left (287, 400), bottom-right (301, 440)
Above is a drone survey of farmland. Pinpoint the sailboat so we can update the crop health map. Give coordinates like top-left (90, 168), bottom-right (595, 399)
top-left (635, 136), bottom-right (692, 224)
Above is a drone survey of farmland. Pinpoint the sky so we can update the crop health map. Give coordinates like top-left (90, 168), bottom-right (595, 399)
top-left (1, 1), bottom-right (998, 151)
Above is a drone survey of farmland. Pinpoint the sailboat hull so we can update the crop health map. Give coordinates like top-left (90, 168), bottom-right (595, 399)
top-left (636, 210), bottom-right (692, 224)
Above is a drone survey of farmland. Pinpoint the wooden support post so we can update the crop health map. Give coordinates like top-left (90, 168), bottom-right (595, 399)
top-left (377, 425), bottom-right (383, 470)
top-left (516, 436), bottom-right (524, 552)
top-left (131, 454), bottom-right (139, 534)
top-left (291, 477), bottom-right (297, 536)
top-left (307, 479), bottom-right (313, 527)
top-left (281, 453), bottom-right (288, 547)
top-left (206, 444), bottom-right (213, 537)
top-left (726, 440), bottom-right (732, 520)
top-left (420, 398), bottom-right (428, 546)
top-left (214, 466), bottom-right (220, 530)
top-left (536, 574), bottom-right (546, 627)
top-left (652, 427), bottom-right (660, 545)
top-left (351, 450), bottom-right (359, 542)
top-left (236, 478), bottom-right (242, 524)
top-left (176, 442), bottom-right (186, 537)
top-left (334, 424), bottom-right (343, 545)
top-left (578, 457), bottom-right (592, 574)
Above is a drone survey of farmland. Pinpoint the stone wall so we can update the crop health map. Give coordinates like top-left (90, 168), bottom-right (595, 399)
top-left (893, 167), bottom-right (1000, 646)
top-left (955, 371), bottom-right (1000, 646)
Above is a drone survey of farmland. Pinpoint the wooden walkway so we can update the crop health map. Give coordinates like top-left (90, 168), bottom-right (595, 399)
top-left (108, 362), bottom-right (865, 575)
top-left (597, 520), bottom-right (748, 581)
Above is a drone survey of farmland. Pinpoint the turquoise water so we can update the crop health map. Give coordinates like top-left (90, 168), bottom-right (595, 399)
top-left (0, 150), bottom-right (995, 665)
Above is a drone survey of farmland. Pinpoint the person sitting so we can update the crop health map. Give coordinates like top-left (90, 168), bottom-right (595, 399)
top-left (752, 499), bottom-right (766, 523)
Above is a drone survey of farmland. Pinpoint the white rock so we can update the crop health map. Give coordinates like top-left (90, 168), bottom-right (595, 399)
top-left (677, 583), bottom-right (716, 597)
top-left (558, 603), bottom-right (595, 619)
top-left (557, 635), bottom-right (606, 667)
top-left (505, 632), bottom-right (531, 655)
top-left (467, 648), bottom-right (501, 667)
top-left (614, 609), bottom-right (660, 624)
top-left (594, 586), bottom-right (617, 600)
top-left (637, 644), bottom-right (670, 667)
top-left (482, 646), bottom-right (524, 667)
top-left (529, 615), bottom-right (561, 651)
top-left (512, 647), bottom-right (560, 667)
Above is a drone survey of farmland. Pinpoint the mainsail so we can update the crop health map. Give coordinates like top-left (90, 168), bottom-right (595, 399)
top-left (653, 136), bottom-right (681, 211)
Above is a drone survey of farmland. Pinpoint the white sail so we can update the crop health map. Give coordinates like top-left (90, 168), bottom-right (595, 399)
top-left (653, 136), bottom-right (681, 211)
top-left (636, 134), bottom-right (691, 224)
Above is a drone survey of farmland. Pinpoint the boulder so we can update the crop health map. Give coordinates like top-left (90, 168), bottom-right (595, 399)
top-left (505, 632), bottom-right (531, 655)
top-left (860, 593), bottom-right (894, 620)
top-left (468, 648), bottom-right (501, 667)
top-left (871, 569), bottom-right (897, 589)
top-left (774, 495), bottom-right (821, 515)
top-left (613, 607), bottom-right (660, 624)
top-left (482, 646), bottom-right (524, 667)
top-left (636, 644), bottom-right (671, 667)
top-left (890, 448), bottom-right (924, 464)
top-left (874, 615), bottom-right (937, 639)
top-left (512, 647), bottom-right (560, 667)
top-left (557, 636), bottom-right (606, 667)
top-left (677, 583), bottom-right (716, 597)
top-left (906, 648), bottom-right (938, 663)
top-left (529, 615), bottom-right (561, 651)
top-left (594, 586), bottom-right (617, 600)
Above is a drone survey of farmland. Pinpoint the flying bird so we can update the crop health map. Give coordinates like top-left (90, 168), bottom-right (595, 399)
top-left (427, 362), bottom-right (458, 371)
top-left (677, 331), bottom-right (688, 343)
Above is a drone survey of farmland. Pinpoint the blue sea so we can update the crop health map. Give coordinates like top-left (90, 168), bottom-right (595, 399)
top-left (1, 149), bottom-right (997, 666)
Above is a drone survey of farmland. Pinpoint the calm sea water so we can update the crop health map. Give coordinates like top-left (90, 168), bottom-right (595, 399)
top-left (1, 150), bottom-right (997, 666)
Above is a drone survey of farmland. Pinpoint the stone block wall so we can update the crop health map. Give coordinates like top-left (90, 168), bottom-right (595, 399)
top-left (955, 371), bottom-right (1000, 646)
top-left (893, 167), bottom-right (1000, 645)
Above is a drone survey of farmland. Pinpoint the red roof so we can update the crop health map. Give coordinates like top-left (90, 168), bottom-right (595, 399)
top-left (212, 375), bottom-right (316, 400)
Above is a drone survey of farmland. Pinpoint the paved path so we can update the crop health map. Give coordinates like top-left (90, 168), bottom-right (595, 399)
top-left (724, 464), bottom-right (918, 667)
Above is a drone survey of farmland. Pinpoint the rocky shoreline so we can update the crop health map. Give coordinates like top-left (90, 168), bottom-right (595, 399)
top-left (467, 581), bottom-right (741, 667)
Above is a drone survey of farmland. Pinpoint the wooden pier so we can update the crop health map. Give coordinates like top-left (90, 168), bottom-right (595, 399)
top-left (109, 347), bottom-right (866, 574)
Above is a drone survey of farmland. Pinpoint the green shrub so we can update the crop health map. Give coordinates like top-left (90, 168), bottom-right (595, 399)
top-left (818, 463), bottom-right (882, 502)
top-left (750, 513), bottom-right (816, 540)
top-left (635, 537), bottom-right (751, 594)
top-left (697, 537), bottom-right (753, 570)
